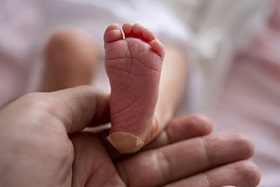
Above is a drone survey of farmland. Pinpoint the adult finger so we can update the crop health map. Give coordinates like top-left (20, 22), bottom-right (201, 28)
top-left (22, 86), bottom-right (110, 133)
top-left (144, 114), bottom-right (213, 150)
top-left (165, 161), bottom-right (261, 187)
top-left (97, 114), bottom-right (213, 160)
top-left (117, 132), bottom-right (255, 187)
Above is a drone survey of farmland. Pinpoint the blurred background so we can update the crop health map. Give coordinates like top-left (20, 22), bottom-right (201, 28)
top-left (0, 0), bottom-right (279, 186)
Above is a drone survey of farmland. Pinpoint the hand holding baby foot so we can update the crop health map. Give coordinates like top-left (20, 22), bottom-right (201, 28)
top-left (104, 23), bottom-right (165, 153)
top-left (0, 87), bottom-right (260, 187)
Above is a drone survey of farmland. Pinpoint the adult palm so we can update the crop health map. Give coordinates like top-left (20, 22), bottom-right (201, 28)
top-left (0, 87), bottom-right (260, 187)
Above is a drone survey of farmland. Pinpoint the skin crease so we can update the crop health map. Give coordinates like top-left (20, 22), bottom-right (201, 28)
top-left (0, 86), bottom-right (261, 187)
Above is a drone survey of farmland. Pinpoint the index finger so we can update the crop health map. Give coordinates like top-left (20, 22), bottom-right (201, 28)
top-left (117, 132), bottom-right (255, 187)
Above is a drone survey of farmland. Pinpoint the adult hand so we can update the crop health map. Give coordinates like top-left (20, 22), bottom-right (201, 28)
top-left (0, 86), bottom-right (260, 187)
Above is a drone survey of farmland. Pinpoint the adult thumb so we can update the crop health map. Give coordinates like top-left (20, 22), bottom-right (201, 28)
top-left (42, 86), bottom-right (110, 133)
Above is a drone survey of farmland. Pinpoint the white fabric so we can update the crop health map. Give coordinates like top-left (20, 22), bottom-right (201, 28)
top-left (169, 1), bottom-right (280, 186)
top-left (170, 1), bottom-right (280, 186)
top-left (0, 0), bottom-right (41, 106)
top-left (34, 0), bottom-right (192, 97)
top-left (1, 0), bottom-right (279, 186)
top-left (0, 0), bottom-right (192, 106)
top-left (169, 0), bottom-right (271, 110)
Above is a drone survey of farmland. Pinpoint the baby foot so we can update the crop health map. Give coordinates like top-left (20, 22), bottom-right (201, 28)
top-left (104, 23), bottom-right (164, 153)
